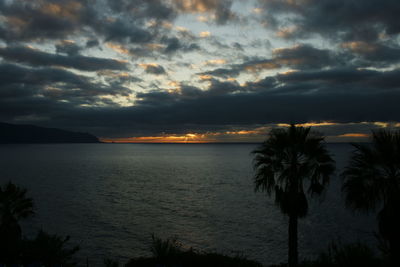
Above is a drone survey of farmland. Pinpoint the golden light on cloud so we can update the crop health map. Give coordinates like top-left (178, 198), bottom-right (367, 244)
top-left (197, 15), bottom-right (209, 22)
top-left (341, 41), bottom-right (377, 53)
top-left (204, 59), bottom-right (227, 65)
top-left (101, 122), bottom-right (399, 144)
top-left (41, 1), bottom-right (82, 19)
top-left (244, 62), bottom-right (280, 72)
top-left (168, 81), bottom-right (180, 88)
top-left (174, 0), bottom-right (217, 13)
top-left (101, 127), bottom-right (269, 143)
top-left (279, 69), bottom-right (299, 75)
top-left (106, 43), bottom-right (130, 55)
top-left (146, 43), bottom-right (165, 50)
top-left (338, 133), bottom-right (369, 138)
top-left (252, 8), bottom-right (263, 14)
top-left (373, 122), bottom-right (389, 128)
top-left (175, 26), bottom-right (189, 32)
top-left (102, 133), bottom-right (211, 143)
top-left (275, 26), bottom-right (297, 38)
top-left (59, 39), bottom-right (75, 45)
top-left (97, 70), bottom-right (130, 78)
top-left (199, 31), bottom-right (211, 38)
top-left (162, 21), bottom-right (173, 29)
top-left (225, 130), bottom-right (259, 135)
top-left (139, 63), bottom-right (160, 69)
top-left (199, 74), bottom-right (213, 80)
top-left (277, 122), bottom-right (338, 127)
top-left (41, 3), bottom-right (62, 15)
top-left (360, 121), bottom-right (391, 128)
top-left (6, 16), bottom-right (27, 30)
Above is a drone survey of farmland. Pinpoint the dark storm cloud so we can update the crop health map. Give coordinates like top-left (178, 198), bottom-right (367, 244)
top-left (55, 40), bottom-right (82, 56)
top-left (0, 63), bottom-right (88, 88)
top-left (258, 0), bottom-right (400, 41)
top-left (0, 46), bottom-right (128, 71)
top-left (106, 0), bottom-right (176, 21)
top-left (201, 44), bottom-right (336, 78)
top-left (162, 37), bottom-right (201, 54)
top-left (0, 0), bottom-right (235, 46)
top-left (201, 59), bottom-right (280, 78)
top-left (0, 0), bottom-right (158, 44)
top-left (272, 44), bottom-right (337, 69)
top-left (141, 64), bottom-right (166, 75)
top-left (0, 0), bottom-right (84, 41)
top-left (274, 68), bottom-right (400, 92)
top-left (93, 66), bottom-right (397, 135)
top-left (86, 39), bottom-right (100, 48)
top-left (0, 63), bottom-right (130, 109)
top-left (341, 41), bottom-right (400, 64)
top-left (91, 19), bottom-right (153, 44)
top-left (45, 86), bottom-right (400, 137)
top-left (3, 65), bottom-right (400, 136)
top-left (136, 79), bottom-right (242, 106)
top-left (0, 0), bottom-right (207, 59)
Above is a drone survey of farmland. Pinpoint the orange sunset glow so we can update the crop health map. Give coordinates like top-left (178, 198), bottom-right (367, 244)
top-left (99, 123), bottom-right (390, 143)
top-left (101, 133), bottom-right (212, 143)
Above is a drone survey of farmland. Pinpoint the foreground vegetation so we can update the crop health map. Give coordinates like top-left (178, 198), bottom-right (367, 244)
top-left (121, 237), bottom-right (393, 267)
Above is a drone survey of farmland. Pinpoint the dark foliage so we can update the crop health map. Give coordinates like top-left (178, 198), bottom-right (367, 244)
top-left (0, 182), bottom-right (34, 263)
top-left (125, 235), bottom-right (262, 267)
top-left (342, 129), bottom-right (400, 265)
top-left (21, 230), bottom-right (79, 267)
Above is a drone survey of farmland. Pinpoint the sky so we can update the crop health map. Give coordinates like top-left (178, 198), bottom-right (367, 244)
top-left (0, 0), bottom-right (399, 143)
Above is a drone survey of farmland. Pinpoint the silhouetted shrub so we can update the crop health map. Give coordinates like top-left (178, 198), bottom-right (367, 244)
top-left (126, 235), bottom-right (262, 267)
top-left (104, 258), bottom-right (120, 267)
top-left (21, 230), bottom-right (79, 267)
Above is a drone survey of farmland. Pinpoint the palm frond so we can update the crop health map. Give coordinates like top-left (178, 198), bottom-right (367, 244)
top-left (252, 124), bottom-right (335, 215)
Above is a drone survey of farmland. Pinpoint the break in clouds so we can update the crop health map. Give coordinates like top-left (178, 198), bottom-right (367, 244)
top-left (0, 0), bottom-right (400, 141)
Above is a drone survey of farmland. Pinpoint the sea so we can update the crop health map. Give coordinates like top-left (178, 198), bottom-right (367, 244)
top-left (0, 143), bottom-right (376, 266)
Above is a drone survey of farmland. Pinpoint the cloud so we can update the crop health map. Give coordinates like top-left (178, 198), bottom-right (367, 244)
top-left (139, 63), bottom-right (167, 75)
top-left (161, 36), bottom-right (201, 54)
top-left (0, 0), bottom-right (159, 45)
top-left (129, 67), bottom-right (400, 129)
top-left (199, 31), bottom-right (211, 38)
top-left (200, 44), bottom-right (335, 78)
top-left (257, 0), bottom-right (400, 41)
top-left (173, 0), bottom-right (236, 25)
top-left (106, 43), bottom-right (131, 55)
top-left (55, 40), bottom-right (82, 56)
top-left (0, 63), bottom-right (131, 115)
top-left (204, 59), bottom-right (227, 65)
top-left (106, 0), bottom-right (176, 21)
top-left (0, 0), bottom-right (84, 41)
top-left (341, 41), bottom-right (400, 63)
top-left (0, 45), bottom-right (128, 71)
top-left (272, 44), bottom-right (336, 69)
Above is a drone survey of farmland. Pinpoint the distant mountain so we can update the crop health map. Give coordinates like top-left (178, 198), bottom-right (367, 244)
top-left (0, 122), bottom-right (100, 143)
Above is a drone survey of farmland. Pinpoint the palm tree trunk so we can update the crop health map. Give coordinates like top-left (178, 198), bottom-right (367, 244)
top-left (288, 213), bottom-right (298, 267)
top-left (389, 238), bottom-right (400, 267)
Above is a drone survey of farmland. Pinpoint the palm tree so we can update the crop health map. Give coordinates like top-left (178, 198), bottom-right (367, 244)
top-left (342, 129), bottom-right (400, 266)
top-left (252, 124), bottom-right (335, 267)
top-left (0, 182), bottom-right (34, 262)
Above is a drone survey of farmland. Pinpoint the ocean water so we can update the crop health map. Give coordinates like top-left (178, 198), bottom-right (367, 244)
top-left (0, 143), bottom-right (376, 265)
